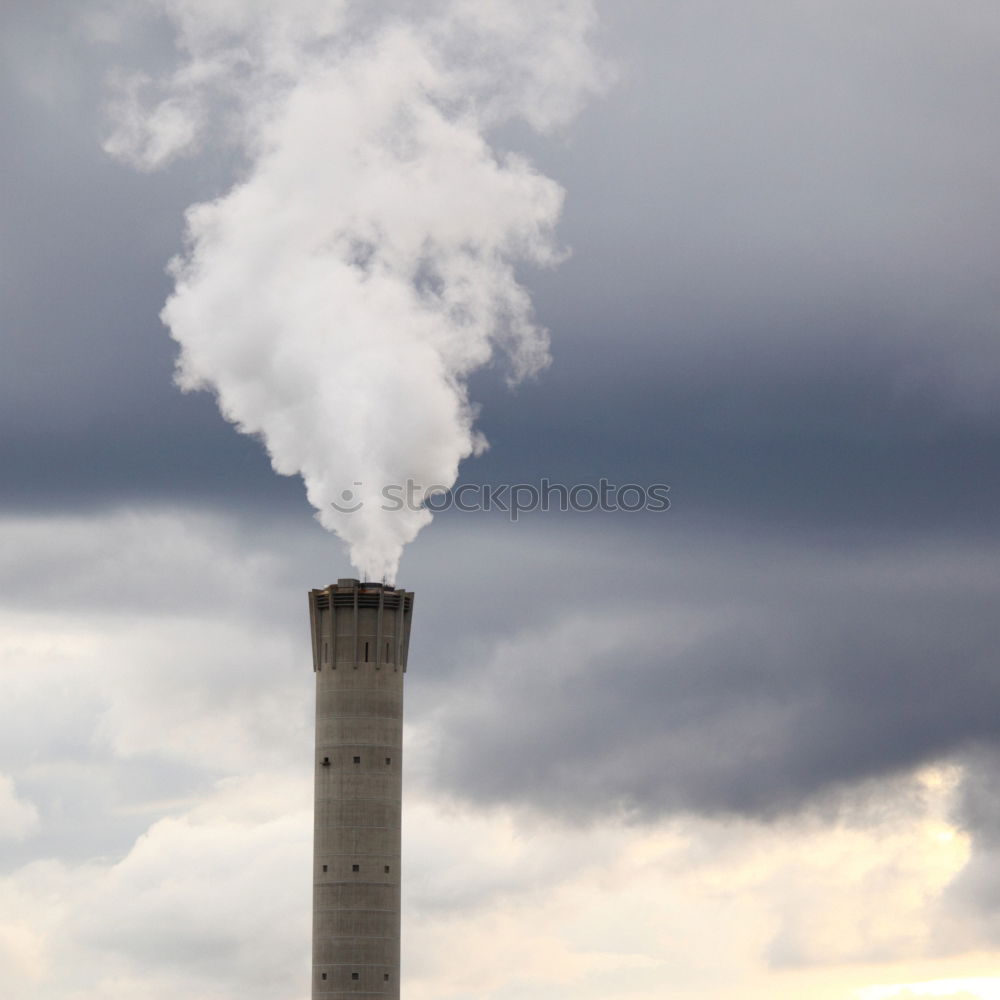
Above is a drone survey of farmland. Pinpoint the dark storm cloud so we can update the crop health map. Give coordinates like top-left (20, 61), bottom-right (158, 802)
top-left (406, 521), bottom-right (1000, 821)
top-left (468, 342), bottom-right (1000, 543)
top-left (470, 0), bottom-right (1000, 537)
top-left (528, 0), bottom-right (1000, 368)
top-left (4, 0), bottom-right (1000, 537)
top-left (3, 0), bottom-right (1000, 834)
top-left (938, 747), bottom-right (1000, 946)
top-left (957, 749), bottom-right (1000, 850)
top-left (0, 2), bottom-right (291, 508)
top-left (1, 4), bottom-right (178, 426)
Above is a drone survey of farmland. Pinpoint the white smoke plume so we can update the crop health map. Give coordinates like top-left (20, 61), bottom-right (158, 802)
top-left (105, 0), bottom-right (604, 583)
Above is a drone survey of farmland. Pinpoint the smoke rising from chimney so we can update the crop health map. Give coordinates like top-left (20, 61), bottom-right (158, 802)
top-left (104, 0), bottom-right (604, 582)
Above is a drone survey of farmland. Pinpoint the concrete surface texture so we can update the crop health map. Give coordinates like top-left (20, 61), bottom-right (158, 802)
top-left (308, 579), bottom-right (414, 1000)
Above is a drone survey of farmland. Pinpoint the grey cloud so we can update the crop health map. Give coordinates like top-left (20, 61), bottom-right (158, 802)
top-left (956, 748), bottom-right (1000, 849)
top-left (6, 3), bottom-right (1000, 994)
top-left (407, 522), bottom-right (1000, 821)
top-left (938, 747), bottom-right (1000, 947)
top-left (4, 0), bottom-right (1000, 530)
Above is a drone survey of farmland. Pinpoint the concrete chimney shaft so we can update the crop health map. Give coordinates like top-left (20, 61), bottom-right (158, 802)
top-left (308, 579), bottom-right (414, 1000)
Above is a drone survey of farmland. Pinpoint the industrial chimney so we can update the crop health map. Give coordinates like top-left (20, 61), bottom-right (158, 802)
top-left (308, 579), bottom-right (415, 999)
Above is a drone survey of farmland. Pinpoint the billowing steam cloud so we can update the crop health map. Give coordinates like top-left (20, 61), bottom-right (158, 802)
top-left (105, 0), bottom-right (604, 582)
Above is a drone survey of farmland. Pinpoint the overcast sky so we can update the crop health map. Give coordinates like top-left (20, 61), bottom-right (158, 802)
top-left (3, 2), bottom-right (1000, 998)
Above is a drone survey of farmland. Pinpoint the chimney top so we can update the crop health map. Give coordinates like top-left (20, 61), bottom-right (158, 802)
top-left (333, 578), bottom-right (400, 592)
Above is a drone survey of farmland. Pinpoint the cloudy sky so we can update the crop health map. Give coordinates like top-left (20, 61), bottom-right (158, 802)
top-left (3, 1), bottom-right (1000, 997)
